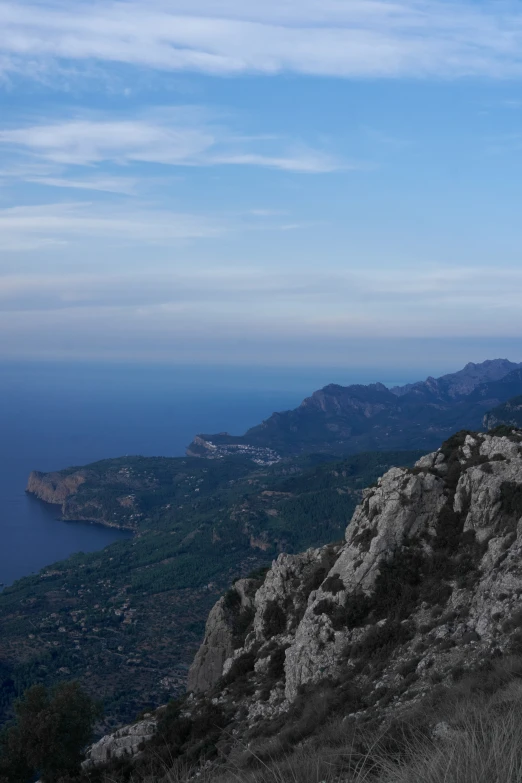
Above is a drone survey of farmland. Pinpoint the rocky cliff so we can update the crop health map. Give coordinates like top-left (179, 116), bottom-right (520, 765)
top-left (27, 469), bottom-right (88, 505)
top-left (80, 426), bottom-right (522, 779)
top-left (187, 427), bottom-right (522, 731)
top-left (27, 466), bottom-right (140, 530)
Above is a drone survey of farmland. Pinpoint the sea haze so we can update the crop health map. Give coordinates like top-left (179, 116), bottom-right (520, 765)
top-left (0, 361), bottom-right (419, 588)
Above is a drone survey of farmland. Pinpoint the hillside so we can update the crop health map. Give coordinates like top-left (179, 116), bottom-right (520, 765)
top-left (484, 395), bottom-right (522, 431)
top-left (188, 360), bottom-right (522, 458)
top-left (0, 450), bottom-right (422, 728)
top-left (80, 426), bottom-right (522, 782)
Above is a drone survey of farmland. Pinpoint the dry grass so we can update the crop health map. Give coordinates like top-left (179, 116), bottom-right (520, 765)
top-left (379, 702), bottom-right (522, 783)
top-left (99, 704), bottom-right (522, 783)
top-left (160, 691), bottom-right (522, 783)
top-left (93, 659), bottom-right (522, 783)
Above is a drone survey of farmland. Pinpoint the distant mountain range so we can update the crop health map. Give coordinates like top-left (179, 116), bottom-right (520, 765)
top-left (391, 358), bottom-right (522, 399)
top-left (188, 359), bottom-right (522, 457)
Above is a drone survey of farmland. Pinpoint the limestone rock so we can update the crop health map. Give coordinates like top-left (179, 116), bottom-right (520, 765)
top-left (335, 467), bottom-right (445, 594)
top-left (188, 429), bottom-right (522, 729)
top-left (187, 578), bottom-right (257, 693)
top-left (83, 718), bottom-right (157, 767)
top-left (101, 428), bottom-right (522, 766)
top-left (26, 469), bottom-right (87, 505)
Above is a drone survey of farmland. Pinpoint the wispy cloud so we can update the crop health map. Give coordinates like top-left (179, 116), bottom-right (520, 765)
top-left (1, 0), bottom-right (522, 81)
top-left (25, 175), bottom-right (139, 195)
top-left (0, 163), bottom-right (140, 199)
top-left (0, 202), bottom-right (226, 251)
top-left (3, 262), bottom-right (522, 317)
top-left (0, 114), bottom-right (344, 173)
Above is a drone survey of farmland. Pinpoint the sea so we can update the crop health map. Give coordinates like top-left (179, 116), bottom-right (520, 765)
top-left (0, 361), bottom-right (418, 589)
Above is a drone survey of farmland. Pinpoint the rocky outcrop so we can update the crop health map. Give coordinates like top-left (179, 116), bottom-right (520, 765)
top-left (83, 718), bottom-right (157, 767)
top-left (27, 470), bottom-right (88, 505)
top-left (187, 578), bottom-right (258, 693)
top-left (185, 435), bottom-right (219, 458)
top-left (187, 428), bottom-right (522, 729)
top-left (26, 468), bottom-right (137, 530)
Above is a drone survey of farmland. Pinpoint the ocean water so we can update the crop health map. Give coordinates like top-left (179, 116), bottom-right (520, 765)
top-left (0, 362), bottom-right (418, 588)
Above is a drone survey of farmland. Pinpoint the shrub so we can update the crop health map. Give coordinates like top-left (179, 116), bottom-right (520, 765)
top-left (267, 646), bottom-right (287, 681)
top-left (232, 607), bottom-right (255, 647)
top-left (223, 651), bottom-right (256, 685)
top-left (435, 639), bottom-right (455, 651)
top-left (259, 645), bottom-right (289, 701)
top-left (151, 698), bottom-right (228, 769)
top-left (440, 430), bottom-right (473, 459)
top-left (245, 566), bottom-right (271, 583)
top-left (322, 574), bottom-right (346, 594)
top-left (313, 598), bottom-right (333, 617)
top-left (351, 621), bottom-right (415, 664)
top-left (502, 610), bottom-right (522, 633)
top-left (371, 547), bottom-right (424, 619)
top-left (314, 592), bottom-right (372, 631)
top-left (223, 588), bottom-right (241, 612)
top-left (301, 562), bottom-right (335, 597)
top-left (489, 425), bottom-right (521, 439)
top-left (263, 601), bottom-right (286, 638)
top-left (500, 482), bottom-right (522, 518)
top-left (352, 527), bottom-right (377, 552)
top-left (398, 658), bottom-right (421, 677)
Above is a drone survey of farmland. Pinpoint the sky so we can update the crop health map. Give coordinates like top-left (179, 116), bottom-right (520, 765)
top-left (2, 0), bottom-right (522, 371)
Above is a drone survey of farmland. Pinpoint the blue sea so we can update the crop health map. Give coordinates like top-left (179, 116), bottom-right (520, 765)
top-left (0, 361), bottom-right (419, 588)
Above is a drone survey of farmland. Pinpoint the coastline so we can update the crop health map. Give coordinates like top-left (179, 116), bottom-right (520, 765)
top-left (25, 490), bottom-right (137, 532)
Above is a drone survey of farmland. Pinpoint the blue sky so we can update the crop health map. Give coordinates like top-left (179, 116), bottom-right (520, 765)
top-left (2, 0), bottom-right (522, 370)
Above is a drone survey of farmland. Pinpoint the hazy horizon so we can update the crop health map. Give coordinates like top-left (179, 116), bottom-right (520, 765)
top-left (3, 1), bottom-right (522, 368)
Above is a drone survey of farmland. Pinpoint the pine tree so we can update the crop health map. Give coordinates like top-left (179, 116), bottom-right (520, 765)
top-left (0, 681), bottom-right (101, 782)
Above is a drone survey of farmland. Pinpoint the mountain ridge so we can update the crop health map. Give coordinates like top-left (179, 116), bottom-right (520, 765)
top-left (391, 358), bottom-right (522, 400)
top-left (188, 359), bottom-right (522, 458)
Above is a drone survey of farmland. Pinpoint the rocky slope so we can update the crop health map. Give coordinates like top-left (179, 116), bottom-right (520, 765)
top-left (187, 359), bottom-right (522, 458)
top-left (80, 425), bottom-right (522, 778)
top-left (186, 427), bottom-right (522, 735)
top-left (73, 425), bottom-right (522, 781)
top-left (484, 395), bottom-right (522, 431)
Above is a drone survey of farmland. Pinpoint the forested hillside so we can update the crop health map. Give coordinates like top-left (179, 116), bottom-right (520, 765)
top-left (0, 449), bottom-right (422, 728)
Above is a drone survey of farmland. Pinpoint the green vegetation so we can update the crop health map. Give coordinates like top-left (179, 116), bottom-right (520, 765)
top-left (0, 682), bottom-right (99, 783)
top-left (500, 481), bottom-right (522, 517)
top-left (0, 449), bottom-right (423, 728)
